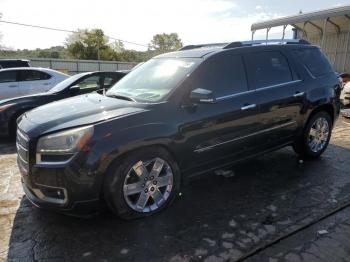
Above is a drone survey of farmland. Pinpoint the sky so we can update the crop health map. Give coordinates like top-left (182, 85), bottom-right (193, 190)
top-left (0, 0), bottom-right (350, 51)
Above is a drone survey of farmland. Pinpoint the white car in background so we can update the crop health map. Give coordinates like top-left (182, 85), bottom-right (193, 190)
top-left (0, 67), bottom-right (69, 100)
top-left (343, 82), bottom-right (350, 107)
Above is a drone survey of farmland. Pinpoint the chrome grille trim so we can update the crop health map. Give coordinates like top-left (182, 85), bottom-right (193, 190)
top-left (16, 129), bottom-right (29, 173)
top-left (17, 129), bottom-right (29, 143)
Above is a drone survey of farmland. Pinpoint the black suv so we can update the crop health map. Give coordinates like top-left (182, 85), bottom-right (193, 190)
top-left (0, 59), bottom-right (31, 68)
top-left (17, 40), bottom-right (341, 218)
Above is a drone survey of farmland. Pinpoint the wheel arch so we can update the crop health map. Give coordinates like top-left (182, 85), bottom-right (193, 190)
top-left (307, 104), bottom-right (335, 126)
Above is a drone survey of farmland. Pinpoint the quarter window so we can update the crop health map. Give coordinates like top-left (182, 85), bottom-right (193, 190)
top-left (192, 53), bottom-right (248, 97)
top-left (245, 51), bottom-right (293, 89)
top-left (292, 48), bottom-right (333, 77)
top-left (0, 71), bottom-right (17, 83)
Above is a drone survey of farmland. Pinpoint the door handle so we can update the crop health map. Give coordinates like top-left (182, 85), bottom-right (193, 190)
top-left (43, 83), bottom-right (51, 86)
top-left (293, 91), bottom-right (305, 98)
top-left (8, 85), bottom-right (17, 88)
top-left (241, 104), bottom-right (256, 110)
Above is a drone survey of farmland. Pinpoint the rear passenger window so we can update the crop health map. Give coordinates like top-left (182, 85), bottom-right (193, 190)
top-left (245, 51), bottom-right (292, 89)
top-left (0, 71), bottom-right (17, 83)
top-left (39, 72), bottom-right (51, 80)
top-left (292, 48), bottom-right (333, 77)
top-left (192, 53), bottom-right (247, 97)
top-left (20, 70), bottom-right (51, 81)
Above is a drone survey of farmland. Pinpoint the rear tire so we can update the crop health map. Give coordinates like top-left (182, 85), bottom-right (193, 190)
top-left (293, 111), bottom-right (332, 159)
top-left (104, 147), bottom-right (181, 220)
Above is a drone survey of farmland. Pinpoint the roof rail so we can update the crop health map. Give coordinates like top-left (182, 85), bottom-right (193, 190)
top-left (179, 43), bottom-right (228, 51)
top-left (223, 39), bottom-right (310, 49)
top-left (178, 39), bottom-right (310, 51)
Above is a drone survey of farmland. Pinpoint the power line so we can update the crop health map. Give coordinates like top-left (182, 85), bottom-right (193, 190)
top-left (0, 20), bottom-right (148, 47)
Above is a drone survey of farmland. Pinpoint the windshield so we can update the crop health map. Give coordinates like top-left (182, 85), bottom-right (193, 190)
top-left (48, 73), bottom-right (88, 93)
top-left (106, 58), bottom-right (200, 102)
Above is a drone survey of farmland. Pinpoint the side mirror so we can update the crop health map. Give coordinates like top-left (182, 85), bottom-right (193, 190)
top-left (69, 85), bottom-right (80, 94)
top-left (190, 88), bottom-right (216, 104)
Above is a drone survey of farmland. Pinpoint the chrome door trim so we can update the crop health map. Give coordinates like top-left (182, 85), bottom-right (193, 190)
top-left (194, 121), bottom-right (296, 153)
top-left (216, 90), bottom-right (255, 101)
top-left (215, 80), bottom-right (302, 102)
top-left (293, 92), bottom-right (305, 97)
top-left (255, 80), bottom-right (303, 92)
top-left (241, 104), bottom-right (256, 110)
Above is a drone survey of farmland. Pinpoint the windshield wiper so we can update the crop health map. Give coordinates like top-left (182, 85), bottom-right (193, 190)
top-left (106, 94), bottom-right (136, 102)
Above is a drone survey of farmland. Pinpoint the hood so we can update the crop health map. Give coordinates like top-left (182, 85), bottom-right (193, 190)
top-left (20, 93), bottom-right (148, 135)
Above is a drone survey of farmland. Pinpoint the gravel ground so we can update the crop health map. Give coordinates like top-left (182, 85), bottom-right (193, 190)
top-left (0, 117), bottom-right (350, 262)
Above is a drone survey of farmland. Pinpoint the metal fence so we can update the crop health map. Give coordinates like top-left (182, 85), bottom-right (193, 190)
top-left (28, 58), bottom-right (137, 75)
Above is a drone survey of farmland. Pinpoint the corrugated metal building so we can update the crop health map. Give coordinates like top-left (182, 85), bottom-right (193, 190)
top-left (251, 5), bottom-right (350, 73)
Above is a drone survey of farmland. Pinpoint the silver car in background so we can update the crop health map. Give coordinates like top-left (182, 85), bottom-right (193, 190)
top-left (0, 67), bottom-right (69, 100)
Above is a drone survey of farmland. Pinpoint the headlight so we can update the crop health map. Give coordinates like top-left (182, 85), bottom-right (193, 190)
top-left (37, 126), bottom-right (94, 154)
top-left (0, 103), bottom-right (14, 113)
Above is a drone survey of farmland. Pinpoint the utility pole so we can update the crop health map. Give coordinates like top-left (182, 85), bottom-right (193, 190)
top-left (97, 42), bottom-right (100, 60)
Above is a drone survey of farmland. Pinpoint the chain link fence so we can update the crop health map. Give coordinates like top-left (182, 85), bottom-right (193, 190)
top-left (28, 58), bottom-right (137, 75)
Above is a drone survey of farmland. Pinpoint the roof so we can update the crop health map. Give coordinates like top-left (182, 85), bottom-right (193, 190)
top-left (0, 59), bottom-right (30, 62)
top-left (251, 5), bottom-right (350, 35)
top-left (0, 67), bottom-right (69, 76)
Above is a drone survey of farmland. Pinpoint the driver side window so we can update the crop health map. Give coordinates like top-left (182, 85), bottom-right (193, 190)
top-left (191, 53), bottom-right (248, 97)
top-left (76, 75), bottom-right (101, 91)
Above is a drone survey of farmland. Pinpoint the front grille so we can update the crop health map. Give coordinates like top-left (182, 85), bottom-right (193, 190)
top-left (16, 129), bottom-right (29, 174)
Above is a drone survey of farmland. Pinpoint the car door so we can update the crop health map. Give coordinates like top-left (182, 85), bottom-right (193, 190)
top-left (244, 50), bottom-right (304, 149)
top-left (179, 52), bottom-right (260, 171)
top-left (18, 70), bottom-right (53, 96)
top-left (0, 70), bottom-right (19, 100)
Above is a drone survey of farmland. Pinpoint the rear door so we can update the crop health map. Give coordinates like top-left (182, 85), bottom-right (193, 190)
top-left (18, 70), bottom-right (53, 95)
top-left (180, 52), bottom-right (260, 171)
top-left (244, 50), bottom-right (304, 148)
top-left (0, 70), bottom-right (19, 99)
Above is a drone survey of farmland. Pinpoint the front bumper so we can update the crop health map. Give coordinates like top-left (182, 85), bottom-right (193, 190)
top-left (21, 181), bottom-right (100, 217)
top-left (18, 149), bottom-right (105, 217)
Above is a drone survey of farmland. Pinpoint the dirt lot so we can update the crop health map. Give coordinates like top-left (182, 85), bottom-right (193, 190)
top-left (0, 117), bottom-right (350, 262)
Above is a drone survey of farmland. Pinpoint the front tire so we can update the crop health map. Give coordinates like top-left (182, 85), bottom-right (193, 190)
top-left (293, 111), bottom-right (332, 159)
top-left (104, 147), bottom-right (181, 219)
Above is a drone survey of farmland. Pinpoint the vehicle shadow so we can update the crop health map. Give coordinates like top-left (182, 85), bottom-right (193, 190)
top-left (5, 143), bottom-right (350, 262)
top-left (0, 137), bottom-right (16, 155)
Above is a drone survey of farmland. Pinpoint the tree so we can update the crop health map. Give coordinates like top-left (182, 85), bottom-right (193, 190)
top-left (149, 33), bottom-right (183, 53)
top-left (66, 29), bottom-right (113, 60)
top-left (111, 40), bottom-right (125, 53)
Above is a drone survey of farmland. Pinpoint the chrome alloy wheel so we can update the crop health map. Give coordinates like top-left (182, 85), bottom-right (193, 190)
top-left (123, 158), bottom-right (173, 213)
top-left (308, 117), bottom-right (330, 153)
